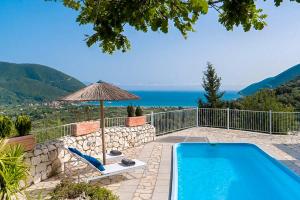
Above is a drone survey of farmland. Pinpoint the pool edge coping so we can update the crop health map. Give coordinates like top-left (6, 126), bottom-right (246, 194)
top-left (170, 143), bottom-right (179, 200)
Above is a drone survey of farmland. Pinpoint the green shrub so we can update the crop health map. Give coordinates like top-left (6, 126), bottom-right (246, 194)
top-left (127, 105), bottom-right (135, 117)
top-left (15, 115), bottom-right (32, 136)
top-left (50, 180), bottom-right (119, 200)
top-left (0, 115), bottom-right (13, 138)
top-left (0, 139), bottom-right (28, 199)
top-left (135, 106), bottom-right (143, 116)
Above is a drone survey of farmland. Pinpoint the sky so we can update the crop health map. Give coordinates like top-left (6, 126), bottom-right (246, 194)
top-left (0, 0), bottom-right (300, 91)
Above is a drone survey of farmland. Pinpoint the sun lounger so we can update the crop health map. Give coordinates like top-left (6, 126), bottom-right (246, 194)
top-left (65, 147), bottom-right (146, 182)
top-left (94, 152), bottom-right (124, 162)
top-left (87, 159), bottom-right (145, 182)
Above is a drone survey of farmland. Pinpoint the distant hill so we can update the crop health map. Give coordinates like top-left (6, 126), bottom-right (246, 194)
top-left (239, 64), bottom-right (300, 96)
top-left (0, 61), bottom-right (85, 104)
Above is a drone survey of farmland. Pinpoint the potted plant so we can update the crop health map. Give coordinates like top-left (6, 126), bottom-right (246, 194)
top-left (127, 105), bottom-right (135, 117)
top-left (0, 115), bottom-right (12, 139)
top-left (5, 115), bottom-right (36, 151)
top-left (126, 106), bottom-right (146, 127)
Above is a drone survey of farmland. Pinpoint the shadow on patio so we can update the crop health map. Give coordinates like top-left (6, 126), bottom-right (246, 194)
top-left (273, 144), bottom-right (300, 174)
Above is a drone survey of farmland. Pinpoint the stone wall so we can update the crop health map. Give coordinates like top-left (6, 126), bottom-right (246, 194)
top-left (24, 124), bottom-right (155, 185)
top-left (24, 141), bottom-right (63, 185)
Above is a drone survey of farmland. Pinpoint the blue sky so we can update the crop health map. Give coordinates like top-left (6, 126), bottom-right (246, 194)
top-left (0, 0), bottom-right (300, 90)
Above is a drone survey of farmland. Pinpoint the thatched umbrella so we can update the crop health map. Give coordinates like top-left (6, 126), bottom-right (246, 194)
top-left (59, 81), bottom-right (139, 164)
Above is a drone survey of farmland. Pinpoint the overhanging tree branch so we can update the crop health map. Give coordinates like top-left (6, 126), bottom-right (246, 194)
top-left (48, 0), bottom-right (300, 54)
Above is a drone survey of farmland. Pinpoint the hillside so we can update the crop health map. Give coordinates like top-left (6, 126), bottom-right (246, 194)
top-left (0, 61), bottom-right (85, 104)
top-left (275, 76), bottom-right (300, 110)
top-left (239, 64), bottom-right (300, 96)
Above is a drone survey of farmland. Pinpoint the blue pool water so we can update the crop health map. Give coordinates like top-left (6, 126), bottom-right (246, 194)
top-left (172, 143), bottom-right (300, 200)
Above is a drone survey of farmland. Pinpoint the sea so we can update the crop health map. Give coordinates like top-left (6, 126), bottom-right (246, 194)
top-left (86, 91), bottom-right (240, 107)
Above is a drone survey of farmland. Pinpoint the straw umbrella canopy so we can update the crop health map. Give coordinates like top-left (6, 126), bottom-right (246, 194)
top-left (59, 81), bottom-right (139, 164)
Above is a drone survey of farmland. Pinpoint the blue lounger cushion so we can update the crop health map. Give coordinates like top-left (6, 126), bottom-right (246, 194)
top-left (68, 147), bottom-right (83, 157)
top-left (82, 154), bottom-right (105, 171)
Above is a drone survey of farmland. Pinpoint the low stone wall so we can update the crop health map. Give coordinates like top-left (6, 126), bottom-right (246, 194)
top-left (24, 124), bottom-right (155, 185)
top-left (24, 141), bottom-right (63, 185)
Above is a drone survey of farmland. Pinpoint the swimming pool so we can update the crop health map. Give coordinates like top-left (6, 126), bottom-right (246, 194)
top-left (171, 143), bottom-right (300, 200)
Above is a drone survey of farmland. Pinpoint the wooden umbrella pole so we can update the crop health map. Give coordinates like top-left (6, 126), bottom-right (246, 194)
top-left (100, 100), bottom-right (106, 165)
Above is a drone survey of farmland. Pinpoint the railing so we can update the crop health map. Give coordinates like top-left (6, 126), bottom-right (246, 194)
top-left (32, 107), bottom-right (300, 144)
top-left (271, 111), bottom-right (300, 134)
top-left (199, 108), bottom-right (300, 134)
top-left (32, 117), bottom-right (128, 143)
top-left (105, 117), bottom-right (127, 127)
top-left (150, 108), bottom-right (198, 135)
top-left (198, 108), bottom-right (228, 128)
top-left (32, 123), bottom-right (74, 144)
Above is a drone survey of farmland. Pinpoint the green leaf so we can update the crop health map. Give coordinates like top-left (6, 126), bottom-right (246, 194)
top-left (47, 0), bottom-right (300, 53)
top-left (190, 0), bottom-right (208, 13)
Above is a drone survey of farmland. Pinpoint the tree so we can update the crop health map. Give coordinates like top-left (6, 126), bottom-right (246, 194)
top-left (231, 89), bottom-right (294, 134)
top-left (52, 0), bottom-right (299, 54)
top-left (238, 89), bottom-right (293, 111)
top-left (201, 62), bottom-right (224, 108)
top-left (197, 98), bottom-right (205, 108)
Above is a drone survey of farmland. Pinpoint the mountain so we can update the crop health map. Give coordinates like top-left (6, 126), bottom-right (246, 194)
top-left (239, 64), bottom-right (300, 96)
top-left (0, 61), bottom-right (85, 104)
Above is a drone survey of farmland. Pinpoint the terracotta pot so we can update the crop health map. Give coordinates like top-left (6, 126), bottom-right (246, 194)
top-left (126, 116), bottom-right (146, 127)
top-left (6, 135), bottom-right (36, 151)
top-left (71, 120), bottom-right (100, 137)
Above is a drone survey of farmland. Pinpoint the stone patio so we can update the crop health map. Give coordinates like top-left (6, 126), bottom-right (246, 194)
top-left (25, 127), bottom-right (300, 199)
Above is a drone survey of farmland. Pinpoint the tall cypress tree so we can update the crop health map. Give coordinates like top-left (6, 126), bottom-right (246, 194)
top-left (201, 62), bottom-right (224, 108)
